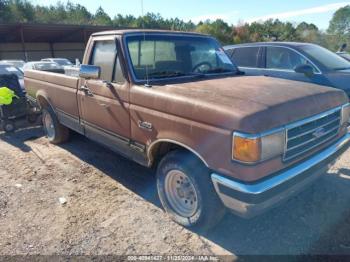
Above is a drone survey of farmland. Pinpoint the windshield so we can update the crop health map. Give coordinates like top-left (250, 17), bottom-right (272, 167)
top-left (53, 59), bottom-right (72, 66)
top-left (0, 65), bottom-right (23, 78)
top-left (126, 34), bottom-right (237, 81)
top-left (300, 45), bottom-right (350, 71)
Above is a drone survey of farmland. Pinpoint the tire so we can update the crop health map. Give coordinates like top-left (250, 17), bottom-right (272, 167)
top-left (157, 150), bottom-right (225, 231)
top-left (2, 120), bottom-right (15, 133)
top-left (42, 107), bottom-right (69, 144)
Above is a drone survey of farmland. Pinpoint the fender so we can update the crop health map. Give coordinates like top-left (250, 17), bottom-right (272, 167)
top-left (36, 90), bottom-right (55, 112)
top-left (147, 138), bottom-right (209, 168)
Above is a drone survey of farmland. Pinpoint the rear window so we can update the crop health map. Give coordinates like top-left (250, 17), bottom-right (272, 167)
top-left (230, 47), bottom-right (260, 68)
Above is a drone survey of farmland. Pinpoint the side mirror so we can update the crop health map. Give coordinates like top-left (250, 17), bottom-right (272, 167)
top-left (79, 65), bottom-right (100, 79)
top-left (294, 64), bottom-right (314, 77)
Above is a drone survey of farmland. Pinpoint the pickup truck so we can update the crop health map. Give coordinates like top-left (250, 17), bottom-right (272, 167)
top-left (24, 29), bottom-right (350, 230)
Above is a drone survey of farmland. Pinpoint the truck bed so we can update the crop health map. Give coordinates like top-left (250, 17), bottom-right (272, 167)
top-left (24, 70), bottom-right (80, 120)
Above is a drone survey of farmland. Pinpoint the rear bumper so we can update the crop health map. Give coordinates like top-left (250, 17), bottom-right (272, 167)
top-left (211, 133), bottom-right (350, 218)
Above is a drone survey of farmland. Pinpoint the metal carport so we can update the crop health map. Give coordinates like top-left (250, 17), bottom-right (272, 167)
top-left (0, 23), bottom-right (118, 61)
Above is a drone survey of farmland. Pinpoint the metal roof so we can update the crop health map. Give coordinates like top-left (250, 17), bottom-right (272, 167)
top-left (0, 23), bottom-right (122, 43)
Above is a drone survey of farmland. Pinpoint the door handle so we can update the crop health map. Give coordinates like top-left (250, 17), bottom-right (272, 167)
top-left (79, 86), bottom-right (93, 96)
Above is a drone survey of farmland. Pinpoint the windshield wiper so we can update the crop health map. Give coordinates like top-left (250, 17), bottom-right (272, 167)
top-left (202, 67), bottom-right (235, 74)
top-left (148, 71), bottom-right (187, 79)
top-left (147, 71), bottom-right (205, 79)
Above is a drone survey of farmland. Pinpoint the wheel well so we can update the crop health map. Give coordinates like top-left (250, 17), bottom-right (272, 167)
top-left (36, 95), bottom-right (50, 109)
top-left (149, 141), bottom-right (208, 168)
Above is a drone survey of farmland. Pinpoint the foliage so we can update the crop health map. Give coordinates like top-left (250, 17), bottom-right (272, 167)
top-left (328, 5), bottom-right (350, 51)
top-left (196, 19), bottom-right (232, 44)
top-left (328, 5), bottom-right (350, 36)
top-left (0, 0), bottom-right (348, 51)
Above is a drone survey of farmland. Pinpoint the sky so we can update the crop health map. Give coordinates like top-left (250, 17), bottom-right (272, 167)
top-left (31, 0), bottom-right (350, 30)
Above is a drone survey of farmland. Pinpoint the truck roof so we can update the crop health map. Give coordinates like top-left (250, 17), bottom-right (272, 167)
top-left (92, 29), bottom-right (208, 37)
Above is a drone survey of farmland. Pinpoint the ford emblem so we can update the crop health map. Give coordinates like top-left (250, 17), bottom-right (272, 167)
top-left (312, 127), bottom-right (326, 138)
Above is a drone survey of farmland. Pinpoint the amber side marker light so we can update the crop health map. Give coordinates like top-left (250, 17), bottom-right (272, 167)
top-left (232, 136), bottom-right (261, 163)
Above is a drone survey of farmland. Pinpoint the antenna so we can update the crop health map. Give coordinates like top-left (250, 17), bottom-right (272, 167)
top-left (141, 0), bottom-right (151, 87)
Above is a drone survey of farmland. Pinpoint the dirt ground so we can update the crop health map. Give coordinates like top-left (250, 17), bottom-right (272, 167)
top-left (1, 125), bottom-right (350, 259)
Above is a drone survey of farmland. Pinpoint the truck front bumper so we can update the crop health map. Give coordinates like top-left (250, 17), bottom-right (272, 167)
top-left (211, 133), bottom-right (350, 218)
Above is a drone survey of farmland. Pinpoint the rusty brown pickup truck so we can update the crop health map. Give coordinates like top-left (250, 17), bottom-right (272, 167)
top-left (24, 30), bottom-right (350, 229)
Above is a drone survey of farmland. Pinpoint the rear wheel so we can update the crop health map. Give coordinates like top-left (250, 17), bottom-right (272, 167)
top-left (157, 150), bottom-right (225, 230)
top-left (42, 107), bottom-right (69, 144)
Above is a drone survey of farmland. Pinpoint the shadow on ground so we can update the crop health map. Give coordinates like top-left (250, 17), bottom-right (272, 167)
top-left (59, 133), bottom-right (350, 255)
top-left (0, 126), bottom-right (43, 152)
top-left (2, 129), bottom-right (350, 256)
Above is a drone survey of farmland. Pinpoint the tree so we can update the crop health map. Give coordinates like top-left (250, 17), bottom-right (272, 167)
top-left (232, 22), bottom-right (251, 43)
top-left (328, 5), bottom-right (350, 51)
top-left (113, 14), bottom-right (136, 28)
top-left (0, 0), bottom-right (11, 22)
top-left (295, 22), bottom-right (319, 43)
top-left (93, 6), bottom-right (112, 26)
top-left (65, 2), bottom-right (92, 25)
top-left (0, 0), bottom-right (344, 51)
top-left (6, 0), bottom-right (35, 22)
top-left (196, 19), bottom-right (232, 44)
top-left (328, 5), bottom-right (350, 36)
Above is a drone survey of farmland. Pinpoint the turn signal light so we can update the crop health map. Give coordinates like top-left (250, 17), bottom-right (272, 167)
top-left (232, 136), bottom-right (261, 162)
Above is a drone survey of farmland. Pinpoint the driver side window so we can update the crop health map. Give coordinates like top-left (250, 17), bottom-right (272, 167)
top-left (89, 40), bottom-right (125, 84)
top-left (266, 46), bottom-right (313, 71)
top-left (90, 40), bottom-right (116, 81)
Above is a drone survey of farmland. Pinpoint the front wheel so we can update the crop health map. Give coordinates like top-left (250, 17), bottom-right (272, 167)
top-left (42, 107), bottom-right (69, 144)
top-left (157, 150), bottom-right (225, 230)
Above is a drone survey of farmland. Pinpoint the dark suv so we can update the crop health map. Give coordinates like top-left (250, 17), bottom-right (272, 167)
top-left (224, 42), bottom-right (350, 97)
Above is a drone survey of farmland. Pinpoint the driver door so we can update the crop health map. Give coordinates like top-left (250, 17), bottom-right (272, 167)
top-left (77, 37), bottom-right (131, 155)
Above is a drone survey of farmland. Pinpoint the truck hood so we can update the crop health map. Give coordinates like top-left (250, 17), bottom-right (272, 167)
top-left (131, 76), bottom-right (348, 133)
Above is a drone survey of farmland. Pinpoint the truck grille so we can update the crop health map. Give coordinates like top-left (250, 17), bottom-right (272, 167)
top-left (284, 109), bottom-right (341, 161)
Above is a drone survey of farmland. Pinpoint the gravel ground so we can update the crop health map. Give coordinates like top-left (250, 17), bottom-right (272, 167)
top-left (1, 126), bottom-right (350, 259)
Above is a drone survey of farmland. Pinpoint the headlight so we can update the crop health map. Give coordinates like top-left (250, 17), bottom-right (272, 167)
top-left (341, 103), bottom-right (350, 126)
top-left (232, 129), bottom-right (285, 163)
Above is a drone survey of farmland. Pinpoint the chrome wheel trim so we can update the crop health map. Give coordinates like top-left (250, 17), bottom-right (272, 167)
top-left (43, 112), bottom-right (55, 139)
top-left (164, 170), bottom-right (199, 217)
